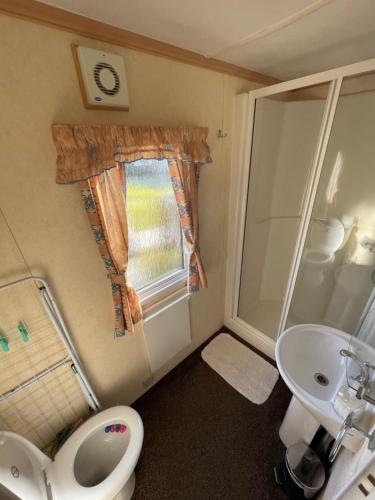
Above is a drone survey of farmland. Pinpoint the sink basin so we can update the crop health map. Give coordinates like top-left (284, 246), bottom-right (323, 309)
top-left (276, 324), bottom-right (372, 451)
top-left (277, 324), bottom-right (348, 405)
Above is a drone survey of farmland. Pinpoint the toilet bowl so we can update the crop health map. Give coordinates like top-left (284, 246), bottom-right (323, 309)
top-left (302, 218), bottom-right (345, 282)
top-left (291, 219), bottom-right (345, 322)
top-left (305, 218), bottom-right (345, 265)
top-left (0, 406), bottom-right (143, 500)
top-left (303, 250), bottom-right (335, 281)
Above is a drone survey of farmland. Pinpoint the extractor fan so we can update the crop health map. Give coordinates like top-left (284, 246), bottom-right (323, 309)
top-left (72, 45), bottom-right (130, 111)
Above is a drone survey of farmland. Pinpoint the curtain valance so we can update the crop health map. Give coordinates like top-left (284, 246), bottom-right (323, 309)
top-left (52, 124), bottom-right (212, 184)
top-left (52, 123), bottom-right (210, 336)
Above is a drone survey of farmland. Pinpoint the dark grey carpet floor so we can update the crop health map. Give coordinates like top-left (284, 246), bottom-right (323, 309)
top-left (132, 329), bottom-right (291, 500)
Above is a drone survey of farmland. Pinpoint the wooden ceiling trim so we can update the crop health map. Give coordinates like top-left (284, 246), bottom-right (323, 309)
top-left (0, 0), bottom-right (280, 85)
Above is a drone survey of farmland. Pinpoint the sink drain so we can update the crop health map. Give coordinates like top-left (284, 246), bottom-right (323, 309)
top-left (314, 372), bottom-right (329, 386)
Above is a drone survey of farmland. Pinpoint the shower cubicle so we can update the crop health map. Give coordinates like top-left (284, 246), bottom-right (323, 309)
top-left (225, 58), bottom-right (375, 359)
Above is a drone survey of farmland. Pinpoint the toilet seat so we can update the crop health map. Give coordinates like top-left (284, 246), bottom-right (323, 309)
top-left (309, 218), bottom-right (344, 254)
top-left (45, 406), bottom-right (143, 500)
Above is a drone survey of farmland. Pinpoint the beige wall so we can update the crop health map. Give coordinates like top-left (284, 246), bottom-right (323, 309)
top-left (0, 14), bottom-right (259, 407)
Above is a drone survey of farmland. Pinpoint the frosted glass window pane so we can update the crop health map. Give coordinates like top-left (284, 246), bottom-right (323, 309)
top-left (126, 159), bottom-right (184, 290)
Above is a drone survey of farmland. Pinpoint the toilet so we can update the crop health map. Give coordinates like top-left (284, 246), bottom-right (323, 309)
top-left (291, 218), bottom-right (345, 321)
top-left (304, 217), bottom-right (345, 269)
top-left (0, 406), bottom-right (143, 500)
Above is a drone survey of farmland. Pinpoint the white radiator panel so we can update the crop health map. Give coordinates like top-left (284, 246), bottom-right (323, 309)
top-left (143, 295), bottom-right (191, 373)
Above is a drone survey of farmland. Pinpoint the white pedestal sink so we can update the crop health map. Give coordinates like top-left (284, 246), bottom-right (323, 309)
top-left (276, 324), bottom-right (373, 453)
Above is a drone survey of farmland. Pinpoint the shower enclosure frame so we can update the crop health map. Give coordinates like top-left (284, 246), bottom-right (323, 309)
top-left (225, 56), bottom-right (375, 360)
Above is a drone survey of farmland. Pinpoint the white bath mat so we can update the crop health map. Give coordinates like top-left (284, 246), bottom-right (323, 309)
top-left (201, 333), bottom-right (279, 404)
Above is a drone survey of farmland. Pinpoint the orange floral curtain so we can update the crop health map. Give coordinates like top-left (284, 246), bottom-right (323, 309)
top-left (52, 125), bottom-right (211, 184)
top-left (80, 167), bottom-right (142, 336)
top-left (169, 160), bottom-right (207, 292)
top-left (52, 124), bottom-right (211, 336)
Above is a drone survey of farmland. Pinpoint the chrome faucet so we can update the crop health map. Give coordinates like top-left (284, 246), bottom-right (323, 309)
top-left (340, 349), bottom-right (371, 386)
top-left (329, 411), bottom-right (375, 462)
top-left (329, 349), bottom-right (375, 463)
top-left (340, 349), bottom-right (375, 405)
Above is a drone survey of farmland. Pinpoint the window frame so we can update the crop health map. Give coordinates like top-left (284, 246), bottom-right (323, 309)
top-left (136, 234), bottom-right (189, 311)
top-left (124, 159), bottom-right (188, 311)
top-left (137, 264), bottom-right (188, 311)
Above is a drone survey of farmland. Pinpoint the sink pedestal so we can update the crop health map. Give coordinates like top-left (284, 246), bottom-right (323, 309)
top-left (280, 396), bottom-right (320, 448)
top-left (280, 395), bottom-right (365, 453)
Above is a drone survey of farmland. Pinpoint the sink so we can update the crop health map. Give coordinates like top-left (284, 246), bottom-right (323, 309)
top-left (276, 324), bottom-right (373, 451)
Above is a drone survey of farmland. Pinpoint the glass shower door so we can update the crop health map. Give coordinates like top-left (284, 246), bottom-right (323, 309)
top-left (287, 71), bottom-right (375, 334)
top-left (238, 84), bottom-right (330, 340)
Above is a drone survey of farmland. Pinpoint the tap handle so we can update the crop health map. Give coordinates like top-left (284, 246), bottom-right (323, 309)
top-left (364, 360), bottom-right (375, 371)
top-left (369, 431), bottom-right (375, 452)
top-left (356, 385), bottom-right (366, 400)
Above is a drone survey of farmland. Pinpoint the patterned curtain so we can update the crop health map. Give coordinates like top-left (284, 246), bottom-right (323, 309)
top-left (52, 125), bottom-right (211, 184)
top-left (168, 160), bottom-right (207, 292)
top-left (80, 166), bottom-right (142, 336)
top-left (52, 124), bottom-right (211, 337)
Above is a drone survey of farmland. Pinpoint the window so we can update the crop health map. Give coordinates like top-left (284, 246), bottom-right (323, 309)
top-left (125, 159), bottom-right (187, 304)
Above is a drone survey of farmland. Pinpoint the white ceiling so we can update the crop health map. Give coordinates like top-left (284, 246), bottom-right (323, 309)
top-left (39, 0), bottom-right (375, 79)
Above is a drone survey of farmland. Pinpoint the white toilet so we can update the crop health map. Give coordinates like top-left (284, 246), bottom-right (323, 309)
top-left (304, 217), bottom-right (345, 269)
top-left (0, 406), bottom-right (143, 500)
top-left (291, 218), bottom-right (345, 321)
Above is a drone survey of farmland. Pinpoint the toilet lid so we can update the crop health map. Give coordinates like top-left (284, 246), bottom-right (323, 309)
top-left (310, 218), bottom-right (344, 253)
